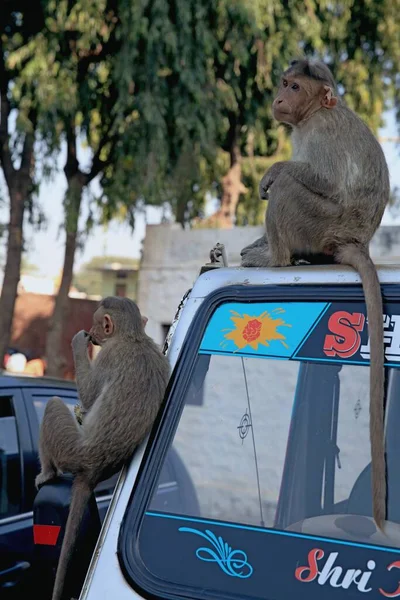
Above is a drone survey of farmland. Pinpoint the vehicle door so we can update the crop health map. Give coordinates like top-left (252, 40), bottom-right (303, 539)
top-left (0, 388), bottom-right (33, 599)
top-left (23, 386), bottom-right (118, 520)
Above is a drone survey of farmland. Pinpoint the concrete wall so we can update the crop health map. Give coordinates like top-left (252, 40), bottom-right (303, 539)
top-left (137, 224), bottom-right (264, 343)
top-left (138, 223), bottom-right (400, 345)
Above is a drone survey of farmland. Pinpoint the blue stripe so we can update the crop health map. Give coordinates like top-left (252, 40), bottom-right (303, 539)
top-left (145, 512), bottom-right (400, 554)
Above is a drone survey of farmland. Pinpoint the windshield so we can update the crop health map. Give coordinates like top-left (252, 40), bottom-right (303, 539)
top-left (120, 294), bottom-right (400, 600)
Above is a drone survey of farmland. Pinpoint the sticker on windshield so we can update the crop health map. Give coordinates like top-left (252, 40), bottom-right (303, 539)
top-left (199, 302), bottom-right (329, 359)
top-left (200, 301), bottom-right (400, 367)
top-left (295, 302), bottom-right (400, 367)
top-left (139, 512), bottom-right (400, 600)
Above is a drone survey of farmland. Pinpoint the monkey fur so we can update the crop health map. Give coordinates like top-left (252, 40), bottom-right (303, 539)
top-left (241, 58), bottom-right (390, 531)
top-left (35, 297), bottom-right (170, 600)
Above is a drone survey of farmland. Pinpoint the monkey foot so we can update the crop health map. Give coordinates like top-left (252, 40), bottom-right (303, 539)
top-left (35, 470), bottom-right (57, 489)
top-left (241, 247), bottom-right (271, 268)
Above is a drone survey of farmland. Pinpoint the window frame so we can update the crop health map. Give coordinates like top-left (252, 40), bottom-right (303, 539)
top-left (23, 385), bottom-right (78, 437)
top-left (118, 283), bottom-right (400, 600)
top-left (0, 388), bottom-right (31, 519)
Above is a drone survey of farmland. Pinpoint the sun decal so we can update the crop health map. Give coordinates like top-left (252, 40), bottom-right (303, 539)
top-left (221, 308), bottom-right (292, 351)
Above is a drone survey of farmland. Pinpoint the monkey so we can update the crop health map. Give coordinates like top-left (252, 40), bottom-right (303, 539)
top-left (241, 213), bottom-right (337, 266)
top-left (35, 296), bottom-right (170, 600)
top-left (241, 58), bottom-right (390, 530)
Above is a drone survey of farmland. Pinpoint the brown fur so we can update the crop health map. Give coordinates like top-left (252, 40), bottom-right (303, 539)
top-left (35, 296), bottom-right (170, 600)
top-left (241, 58), bottom-right (390, 530)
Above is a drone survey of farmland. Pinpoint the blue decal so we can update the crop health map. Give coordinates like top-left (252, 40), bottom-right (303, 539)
top-left (179, 527), bottom-right (253, 578)
top-left (199, 302), bottom-right (329, 359)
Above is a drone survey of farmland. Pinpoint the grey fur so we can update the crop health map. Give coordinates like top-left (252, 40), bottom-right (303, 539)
top-left (241, 58), bottom-right (390, 530)
top-left (36, 296), bottom-right (170, 600)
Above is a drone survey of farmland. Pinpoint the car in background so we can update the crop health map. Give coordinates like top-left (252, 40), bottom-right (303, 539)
top-left (0, 373), bottom-right (199, 598)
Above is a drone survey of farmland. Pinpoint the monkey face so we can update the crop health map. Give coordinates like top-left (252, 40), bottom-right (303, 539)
top-left (89, 308), bottom-right (115, 346)
top-left (272, 74), bottom-right (337, 125)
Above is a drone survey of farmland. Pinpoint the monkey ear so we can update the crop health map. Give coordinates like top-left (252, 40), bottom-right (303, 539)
top-left (141, 315), bottom-right (148, 328)
top-left (103, 314), bottom-right (114, 336)
top-left (322, 85), bottom-right (338, 109)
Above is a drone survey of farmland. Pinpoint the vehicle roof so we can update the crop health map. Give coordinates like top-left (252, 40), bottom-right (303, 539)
top-left (0, 371), bottom-right (77, 389)
top-left (191, 263), bottom-right (400, 299)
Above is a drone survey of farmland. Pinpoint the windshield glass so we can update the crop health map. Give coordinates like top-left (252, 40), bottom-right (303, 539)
top-left (122, 296), bottom-right (400, 600)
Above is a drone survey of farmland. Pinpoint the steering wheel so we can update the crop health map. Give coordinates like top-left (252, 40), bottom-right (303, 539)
top-left (285, 514), bottom-right (400, 548)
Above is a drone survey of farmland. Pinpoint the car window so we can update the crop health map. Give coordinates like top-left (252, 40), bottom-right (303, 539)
top-left (147, 355), bottom-right (370, 528)
top-left (32, 392), bottom-right (76, 423)
top-left (0, 396), bottom-right (21, 519)
top-left (148, 354), bottom-right (300, 528)
top-left (119, 293), bottom-right (400, 600)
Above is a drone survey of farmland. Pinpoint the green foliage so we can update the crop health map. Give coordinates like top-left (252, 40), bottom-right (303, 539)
top-left (9, 0), bottom-right (119, 162)
top-left (101, 0), bottom-right (221, 219)
top-left (307, 0), bottom-right (400, 133)
top-left (5, 0), bottom-right (400, 232)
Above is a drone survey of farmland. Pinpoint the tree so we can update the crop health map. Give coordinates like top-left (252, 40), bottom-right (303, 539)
top-left (100, 0), bottom-right (221, 226)
top-left (13, 0), bottom-right (221, 376)
top-left (10, 0), bottom-right (127, 375)
top-left (0, 1), bottom-right (45, 363)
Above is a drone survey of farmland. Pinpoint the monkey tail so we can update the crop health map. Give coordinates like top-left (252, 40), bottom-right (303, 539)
top-left (336, 244), bottom-right (386, 531)
top-left (51, 475), bottom-right (92, 600)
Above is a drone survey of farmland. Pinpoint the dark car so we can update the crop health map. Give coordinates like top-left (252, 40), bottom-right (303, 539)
top-left (0, 373), bottom-right (199, 598)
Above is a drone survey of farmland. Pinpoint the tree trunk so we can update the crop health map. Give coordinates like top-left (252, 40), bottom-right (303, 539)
top-left (45, 175), bottom-right (84, 377)
top-left (0, 185), bottom-right (26, 362)
top-left (0, 83), bottom-right (35, 366)
top-left (196, 140), bottom-right (247, 229)
top-left (217, 159), bottom-right (247, 228)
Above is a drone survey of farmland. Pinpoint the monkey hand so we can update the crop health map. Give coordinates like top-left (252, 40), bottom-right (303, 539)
top-left (259, 161), bottom-right (286, 199)
top-left (71, 330), bottom-right (90, 353)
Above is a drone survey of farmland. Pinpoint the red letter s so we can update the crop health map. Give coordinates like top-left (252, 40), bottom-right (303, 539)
top-left (380, 561), bottom-right (400, 597)
top-left (295, 548), bottom-right (324, 583)
top-left (323, 312), bottom-right (365, 359)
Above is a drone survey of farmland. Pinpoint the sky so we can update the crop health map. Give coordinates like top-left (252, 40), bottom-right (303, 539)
top-left (1, 110), bottom-right (399, 278)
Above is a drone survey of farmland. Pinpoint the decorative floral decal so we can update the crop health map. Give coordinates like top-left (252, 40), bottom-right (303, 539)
top-left (179, 527), bottom-right (253, 579)
top-left (221, 308), bottom-right (291, 351)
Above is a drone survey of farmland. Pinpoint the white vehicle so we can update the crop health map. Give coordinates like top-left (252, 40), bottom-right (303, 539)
top-left (54, 261), bottom-right (400, 599)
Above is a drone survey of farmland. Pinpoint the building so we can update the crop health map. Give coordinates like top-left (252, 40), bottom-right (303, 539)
top-left (89, 260), bottom-right (139, 299)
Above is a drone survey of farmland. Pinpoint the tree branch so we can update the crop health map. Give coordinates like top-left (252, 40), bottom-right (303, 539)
top-left (85, 129), bottom-right (117, 184)
top-left (64, 120), bottom-right (80, 180)
top-left (20, 109), bottom-right (37, 176)
top-left (77, 42), bottom-right (112, 84)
